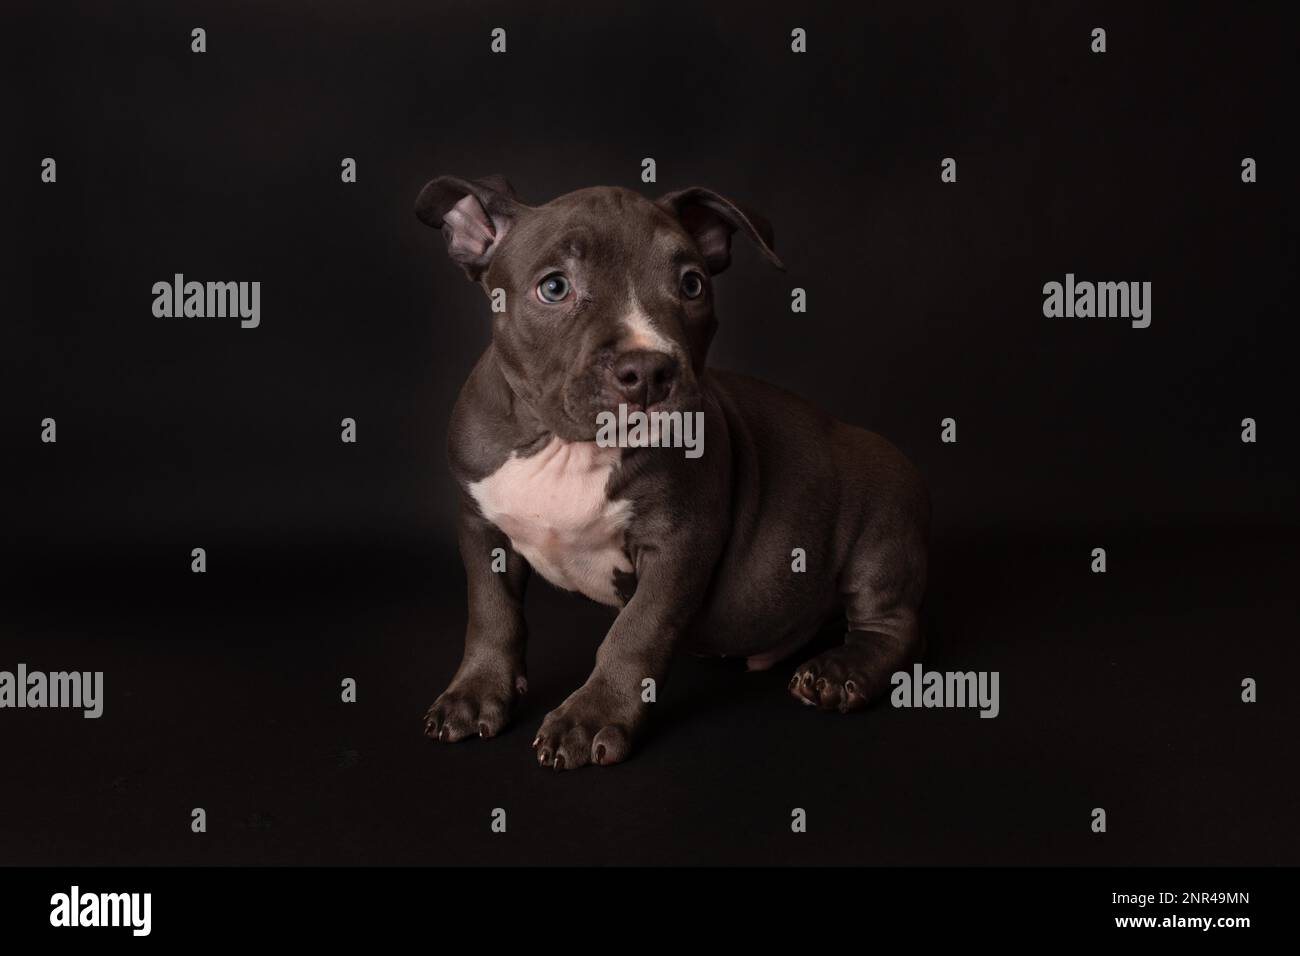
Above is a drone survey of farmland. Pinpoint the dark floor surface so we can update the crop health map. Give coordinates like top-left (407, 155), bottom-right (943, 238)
top-left (5, 523), bottom-right (1295, 866)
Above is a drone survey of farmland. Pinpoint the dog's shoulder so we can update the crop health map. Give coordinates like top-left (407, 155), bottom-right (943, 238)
top-left (448, 345), bottom-right (535, 485)
top-left (705, 367), bottom-right (837, 439)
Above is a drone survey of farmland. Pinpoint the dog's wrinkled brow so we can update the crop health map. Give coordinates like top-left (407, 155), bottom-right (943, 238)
top-left (523, 231), bottom-right (589, 277)
top-left (652, 227), bottom-right (699, 267)
top-left (668, 246), bottom-right (701, 269)
top-left (555, 232), bottom-right (587, 259)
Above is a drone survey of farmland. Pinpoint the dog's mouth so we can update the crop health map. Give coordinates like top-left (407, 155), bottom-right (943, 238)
top-left (560, 374), bottom-right (702, 442)
top-left (609, 395), bottom-right (688, 416)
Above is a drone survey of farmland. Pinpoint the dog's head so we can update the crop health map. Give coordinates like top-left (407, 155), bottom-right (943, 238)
top-left (416, 176), bottom-right (784, 441)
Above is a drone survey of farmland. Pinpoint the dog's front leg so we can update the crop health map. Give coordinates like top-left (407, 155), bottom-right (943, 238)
top-left (532, 545), bottom-right (712, 771)
top-left (424, 497), bottom-right (530, 742)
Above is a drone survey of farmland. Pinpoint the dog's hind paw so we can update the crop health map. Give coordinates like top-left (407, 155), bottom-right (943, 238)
top-left (788, 645), bottom-right (881, 713)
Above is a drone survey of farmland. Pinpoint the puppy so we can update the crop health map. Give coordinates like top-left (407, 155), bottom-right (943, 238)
top-left (417, 176), bottom-right (928, 770)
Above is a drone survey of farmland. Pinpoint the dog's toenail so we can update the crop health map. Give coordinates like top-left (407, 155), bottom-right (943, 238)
top-left (595, 743), bottom-right (606, 763)
top-left (532, 735), bottom-right (542, 748)
top-left (555, 755), bottom-right (565, 771)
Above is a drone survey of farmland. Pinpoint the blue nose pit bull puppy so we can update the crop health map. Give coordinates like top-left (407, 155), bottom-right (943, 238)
top-left (416, 175), bottom-right (929, 771)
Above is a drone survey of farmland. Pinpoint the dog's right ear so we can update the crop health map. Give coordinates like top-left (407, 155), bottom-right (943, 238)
top-left (414, 174), bottom-right (524, 282)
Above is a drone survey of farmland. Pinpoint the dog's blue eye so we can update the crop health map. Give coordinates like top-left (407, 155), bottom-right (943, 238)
top-left (680, 271), bottom-right (704, 299)
top-left (537, 273), bottom-right (570, 303)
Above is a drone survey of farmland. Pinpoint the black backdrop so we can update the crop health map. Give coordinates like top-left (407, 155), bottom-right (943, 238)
top-left (8, 1), bottom-right (1298, 865)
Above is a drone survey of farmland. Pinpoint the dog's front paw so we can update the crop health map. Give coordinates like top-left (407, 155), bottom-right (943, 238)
top-left (424, 668), bottom-right (527, 743)
top-left (532, 682), bottom-right (640, 771)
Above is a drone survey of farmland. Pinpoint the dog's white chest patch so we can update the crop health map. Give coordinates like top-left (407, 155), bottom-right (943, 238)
top-left (468, 438), bottom-right (633, 607)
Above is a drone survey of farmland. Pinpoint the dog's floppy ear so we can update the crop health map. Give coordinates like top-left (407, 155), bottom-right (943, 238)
top-left (414, 174), bottom-right (524, 282)
top-left (657, 187), bottom-right (785, 275)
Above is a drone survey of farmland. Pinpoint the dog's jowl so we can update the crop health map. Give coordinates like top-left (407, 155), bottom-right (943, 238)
top-left (416, 175), bottom-right (930, 770)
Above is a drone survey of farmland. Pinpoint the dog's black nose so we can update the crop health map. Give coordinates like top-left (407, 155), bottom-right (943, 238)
top-left (611, 350), bottom-right (679, 409)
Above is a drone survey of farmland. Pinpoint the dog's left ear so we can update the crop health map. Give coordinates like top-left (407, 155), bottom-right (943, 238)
top-left (657, 187), bottom-right (785, 274)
